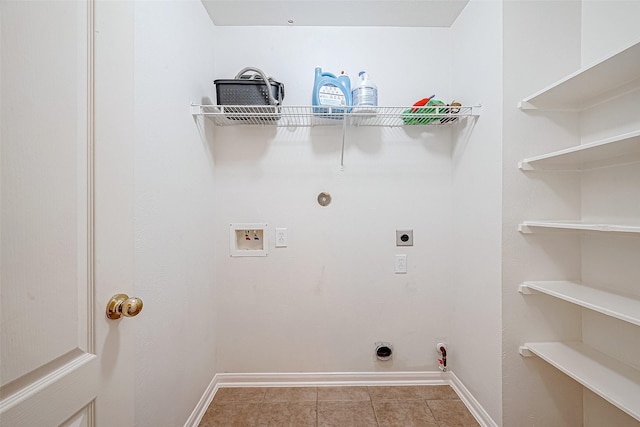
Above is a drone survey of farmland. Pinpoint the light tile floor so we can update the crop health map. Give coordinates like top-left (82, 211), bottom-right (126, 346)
top-left (198, 385), bottom-right (480, 426)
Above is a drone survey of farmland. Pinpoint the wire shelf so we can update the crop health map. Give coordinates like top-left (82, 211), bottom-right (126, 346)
top-left (191, 104), bottom-right (480, 127)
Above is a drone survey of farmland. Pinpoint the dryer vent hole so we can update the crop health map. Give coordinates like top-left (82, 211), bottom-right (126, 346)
top-left (375, 342), bottom-right (393, 361)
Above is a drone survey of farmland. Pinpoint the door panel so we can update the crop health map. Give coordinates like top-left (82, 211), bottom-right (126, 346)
top-left (61, 405), bottom-right (92, 427)
top-left (0, 356), bottom-right (97, 426)
top-left (1, 0), bottom-right (91, 382)
top-left (0, 0), bottom-right (134, 425)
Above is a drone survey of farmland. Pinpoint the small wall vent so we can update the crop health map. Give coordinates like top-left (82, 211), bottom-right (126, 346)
top-left (375, 342), bottom-right (393, 361)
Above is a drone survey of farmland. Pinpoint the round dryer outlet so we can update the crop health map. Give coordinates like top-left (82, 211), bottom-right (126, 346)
top-left (375, 342), bottom-right (393, 361)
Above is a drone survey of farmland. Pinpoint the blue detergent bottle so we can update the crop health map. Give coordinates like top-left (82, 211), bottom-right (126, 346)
top-left (312, 67), bottom-right (352, 116)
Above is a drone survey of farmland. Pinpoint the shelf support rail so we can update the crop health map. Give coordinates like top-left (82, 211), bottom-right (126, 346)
top-left (340, 112), bottom-right (347, 170)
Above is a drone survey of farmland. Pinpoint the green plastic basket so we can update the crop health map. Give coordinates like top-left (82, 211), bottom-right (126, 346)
top-left (402, 99), bottom-right (445, 125)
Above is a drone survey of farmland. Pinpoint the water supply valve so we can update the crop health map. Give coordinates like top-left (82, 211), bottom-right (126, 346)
top-left (436, 342), bottom-right (447, 372)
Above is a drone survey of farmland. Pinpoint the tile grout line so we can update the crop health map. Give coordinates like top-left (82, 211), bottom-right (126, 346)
top-left (424, 397), bottom-right (443, 427)
top-left (367, 386), bottom-right (381, 427)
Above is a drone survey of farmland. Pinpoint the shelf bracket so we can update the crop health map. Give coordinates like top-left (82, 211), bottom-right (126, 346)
top-left (518, 224), bottom-right (532, 234)
top-left (518, 161), bottom-right (535, 171)
top-left (190, 103), bottom-right (202, 116)
top-left (517, 100), bottom-right (536, 110)
top-left (519, 345), bottom-right (533, 357)
top-left (518, 283), bottom-right (535, 295)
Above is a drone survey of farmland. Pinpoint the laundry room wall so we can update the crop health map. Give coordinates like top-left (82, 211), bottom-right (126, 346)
top-left (502, 0), bottom-right (584, 425)
top-left (450, 0), bottom-right (503, 423)
top-left (210, 24), bottom-right (459, 374)
top-left (132, 1), bottom-right (218, 426)
top-left (581, 0), bottom-right (640, 65)
top-left (579, 5), bottom-right (640, 426)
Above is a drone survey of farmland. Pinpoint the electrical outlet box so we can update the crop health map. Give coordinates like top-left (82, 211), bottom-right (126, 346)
top-left (396, 230), bottom-right (413, 246)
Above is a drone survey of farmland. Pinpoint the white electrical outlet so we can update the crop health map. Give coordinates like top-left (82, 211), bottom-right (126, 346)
top-left (275, 227), bottom-right (288, 247)
top-left (395, 254), bottom-right (407, 273)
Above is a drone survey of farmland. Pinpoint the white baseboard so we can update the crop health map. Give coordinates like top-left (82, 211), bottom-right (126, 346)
top-left (449, 371), bottom-right (499, 427)
top-left (215, 370), bottom-right (449, 388)
top-left (184, 370), bottom-right (498, 427)
top-left (182, 375), bottom-right (220, 427)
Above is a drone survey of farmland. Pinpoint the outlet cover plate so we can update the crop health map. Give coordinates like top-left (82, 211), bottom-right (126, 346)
top-left (275, 227), bottom-right (288, 247)
top-left (395, 254), bottom-right (407, 273)
top-left (396, 230), bottom-right (413, 246)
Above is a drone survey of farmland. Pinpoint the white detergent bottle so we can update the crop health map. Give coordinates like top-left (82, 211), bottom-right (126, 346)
top-left (352, 71), bottom-right (378, 115)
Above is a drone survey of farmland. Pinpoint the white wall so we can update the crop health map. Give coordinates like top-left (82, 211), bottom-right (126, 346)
top-left (210, 25), bottom-right (458, 373)
top-left (133, 2), bottom-right (218, 426)
top-left (581, 0), bottom-right (640, 65)
top-left (580, 6), bottom-right (640, 424)
top-left (450, 0), bottom-right (503, 423)
top-left (502, 1), bottom-right (584, 425)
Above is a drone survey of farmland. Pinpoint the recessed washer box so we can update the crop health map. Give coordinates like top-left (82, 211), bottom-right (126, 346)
top-left (230, 223), bottom-right (268, 257)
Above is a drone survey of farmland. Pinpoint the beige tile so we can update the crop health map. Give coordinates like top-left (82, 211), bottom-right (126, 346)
top-left (213, 387), bottom-right (266, 402)
top-left (257, 402), bottom-right (316, 426)
top-left (391, 386), bottom-right (432, 400)
top-left (368, 385), bottom-right (425, 401)
top-left (317, 386), bottom-right (371, 401)
top-left (427, 399), bottom-right (480, 427)
top-left (416, 385), bottom-right (460, 400)
top-left (318, 401), bottom-right (378, 427)
top-left (263, 386), bottom-right (317, 402)
top-left (367, 386), bottom-right (400, 401)
top-left (368, 385), bottom-right (460, 401)
top-left (198, 402), bottom-right (261, 427)
top-left (373, 400), bottom-right (439, 427)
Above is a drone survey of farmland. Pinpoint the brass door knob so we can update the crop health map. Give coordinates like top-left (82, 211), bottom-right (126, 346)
top-left (106, 294), bottom-right (144, 320)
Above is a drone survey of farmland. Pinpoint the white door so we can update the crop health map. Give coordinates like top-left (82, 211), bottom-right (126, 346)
top-left (1, 1), bottom-right (137, 426)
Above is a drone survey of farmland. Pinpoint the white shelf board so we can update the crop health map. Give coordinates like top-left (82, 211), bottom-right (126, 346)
top-left (519, 220), bottom-right (640, 235)
top-left (190, 104), bottom-right (480, 127)
top-left (519, 130), bottom-right (640, 171)
top-left (519, 281), bottom-right (640, 327)
top-left (520, 341), bottom-right (640, 421)
top-left (519, 39), bottom-right (640, 111)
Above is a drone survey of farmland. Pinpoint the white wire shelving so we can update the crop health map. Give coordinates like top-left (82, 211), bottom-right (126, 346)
top-left (190, 104), bottom-right (480, 127)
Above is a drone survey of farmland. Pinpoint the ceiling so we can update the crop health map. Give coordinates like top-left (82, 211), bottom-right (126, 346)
top-left (201, 0), bottom-right (470, 27)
